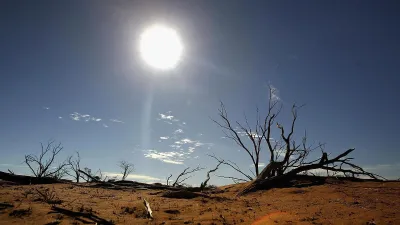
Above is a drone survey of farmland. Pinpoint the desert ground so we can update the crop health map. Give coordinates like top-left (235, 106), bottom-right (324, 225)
top-left (0, 179), bottom-right (399, 225)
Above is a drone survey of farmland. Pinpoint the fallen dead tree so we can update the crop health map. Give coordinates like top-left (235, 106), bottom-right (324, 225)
top-left (78, 169), bottom-right (221, 196)
top-left (0, 171), bottom-right (71, 185)
top-left (78, 169), bottom-right (189, 191)
top-left (213, 85), bottom-right (385, 196)
top-left (238, 148), bottom-right (385, 195)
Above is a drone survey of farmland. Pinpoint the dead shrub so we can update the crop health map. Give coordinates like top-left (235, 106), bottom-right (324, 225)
top-left (35, 187), bottom-right (63, 205)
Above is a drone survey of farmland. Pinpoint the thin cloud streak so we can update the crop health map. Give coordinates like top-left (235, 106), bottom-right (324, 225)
top-left (102, 172), bottom-right (161, 182)
top-left (157, 111), bottom-right (184, 126)
top-left (70, 112), bottom-right (102, 122)
top-left (110, 119), bottom-right (124, 123)
top-left (143, 149), bottom-right (186, 164)
top-left (159, 113), bottom-right (175, 120)
top-left (174, 129), bottom-right (184, 134)
top-left (269, 84), bottom-right (280, 101)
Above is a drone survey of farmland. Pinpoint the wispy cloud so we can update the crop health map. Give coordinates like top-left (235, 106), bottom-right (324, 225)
top-left (110, 119), bottom-right (124, 123)
top-left (249, 163), bottom-right (266, 168)
top-left (157, 111), bottom-right (186, 127)
top-left (143, 150), bottom-right (186, 164)
top-left (175, 138), bottom-right (196, 144)
top-left (103, 124), bottom-right (108, 128)
top-left (174, 138), bottom-right (213, 150)
top-left (270, 85), bottom-right (280, 101)
top-left (70, 112), bottom-right (102, 122)
top-left (149, 110), bottom-right (214, 164)
top-left (158, 111), bottom-right (179, 122)
top-left (58, 116), bottom-right (63, 119)
top-left (174, 129), bottom-right (184, 134)
top-left (144, 132), bottom-right (213, 164)
top-left (169, 144), bottom-right (182, 150)
top-left (43, 107), bottom-right (50, 110)
top-left (159, 113), bottom-right (175, 121)
top-left (188, 147), bottom-right (196, 153)
top-left (102, 172), bottom-right (161, 183)
top-left (236, 131), bottom-right (262, 139)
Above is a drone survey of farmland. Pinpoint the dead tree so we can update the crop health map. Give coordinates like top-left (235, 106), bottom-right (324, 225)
top-left (238, 148), bottom-right (386, 195)
top-left (118, 161), bottom-right (134, 181)
top-left (213, 85), bottom-right (384, 195)
top-left (24, 140), bottom-right (69, 179)
top-left (172, 166), bottom-right (204, 187)
top-left (200, 161), bottom-right (223, 191)
top-left (66, 152), bottom-right (81, 183)
top-left (212, 86), bottom-right (281, 178)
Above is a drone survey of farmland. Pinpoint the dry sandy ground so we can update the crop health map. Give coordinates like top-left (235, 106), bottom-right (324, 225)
top-left (0, 179), bottom-right (399, 225)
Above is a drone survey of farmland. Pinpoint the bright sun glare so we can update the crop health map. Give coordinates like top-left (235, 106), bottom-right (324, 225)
top-left (139, 25), bottom-right (183, 70)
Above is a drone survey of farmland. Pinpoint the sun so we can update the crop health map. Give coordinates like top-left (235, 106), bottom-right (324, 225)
top-left (139, 25), bottom-right (183, 70)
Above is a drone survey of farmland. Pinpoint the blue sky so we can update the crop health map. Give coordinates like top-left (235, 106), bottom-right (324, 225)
top-left (1, 0), bottom-right (399, 184)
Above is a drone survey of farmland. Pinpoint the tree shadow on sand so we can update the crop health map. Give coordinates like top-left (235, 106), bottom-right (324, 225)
top-left (48, 206), bottom-right (114, 225)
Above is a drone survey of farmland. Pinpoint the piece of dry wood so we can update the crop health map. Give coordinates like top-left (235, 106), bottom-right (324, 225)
top-left (143, 198), bottom-right (153, 219)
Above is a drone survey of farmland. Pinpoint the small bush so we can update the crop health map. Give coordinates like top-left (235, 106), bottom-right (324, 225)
top-left (35, 187), bottom-right (63, 205)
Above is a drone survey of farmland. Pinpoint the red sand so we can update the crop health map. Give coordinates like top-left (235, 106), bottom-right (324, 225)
top-left (0, 180), bottom-right (399, 224)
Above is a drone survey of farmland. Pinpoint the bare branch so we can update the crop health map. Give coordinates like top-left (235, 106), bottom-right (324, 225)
top-left (24, 141), bottom-right (68, 179)
top-left (172, 166), bottom-right (204, 187)
top-left (208, 154), bottom-right (253, 181)
top-left (78, 169), bottom-right (99, 182)
top-left (66, 152), bottom-right (81, 182)
top-left (211, 101), bottom-right (266, 176)
top-left (200, 161), bottom-right (223, 190)
top-left (216, 175), bottom-right (248, 183)
top-left (166, 174), bottom-right (172, 186)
